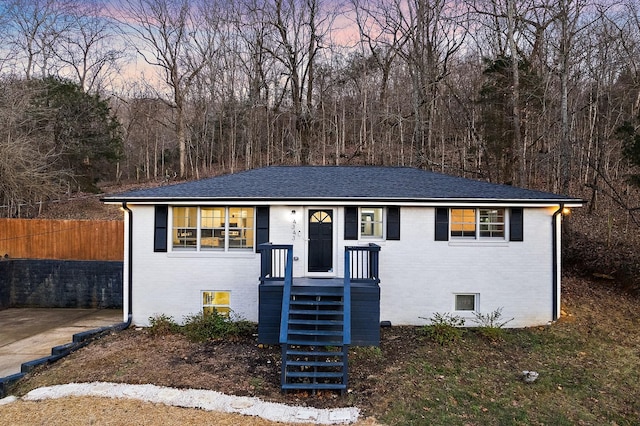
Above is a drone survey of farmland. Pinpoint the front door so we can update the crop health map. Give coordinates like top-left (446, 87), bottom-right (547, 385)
top-left (308, 209), bottom-right (333, 273)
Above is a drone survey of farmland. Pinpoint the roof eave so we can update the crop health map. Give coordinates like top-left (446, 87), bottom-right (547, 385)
top-left (102, 196), bottom-right (585, 206)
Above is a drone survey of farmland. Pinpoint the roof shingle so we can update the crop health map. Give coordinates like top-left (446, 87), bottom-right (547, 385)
top-left (103, 166), bottom-right (582, 204)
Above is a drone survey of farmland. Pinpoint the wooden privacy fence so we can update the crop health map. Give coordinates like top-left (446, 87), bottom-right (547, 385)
top-left (0, 219), bottom-right (124, 261)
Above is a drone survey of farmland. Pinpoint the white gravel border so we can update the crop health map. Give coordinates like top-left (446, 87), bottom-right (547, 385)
top-left (6, 382), bottom-right (359, 424)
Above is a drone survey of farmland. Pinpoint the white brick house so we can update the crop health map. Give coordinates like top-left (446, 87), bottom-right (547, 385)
top-left (103, 166), bottom-right (583, 338)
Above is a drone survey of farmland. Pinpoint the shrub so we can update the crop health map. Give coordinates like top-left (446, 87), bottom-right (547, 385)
top-left (181, 310), bottom-right (255, 342)
top-left (471, 308), bottom-right (514, 342)
top-left (421, 312), bottom-right (466, 345)
top-left (148, 314), bottom-right (179, 336)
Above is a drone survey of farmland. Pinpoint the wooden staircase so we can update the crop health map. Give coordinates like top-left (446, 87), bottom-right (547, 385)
top-left (257, 243), bottom-right (380, 394)
top-left (280, 285), bottom-right (349, 393)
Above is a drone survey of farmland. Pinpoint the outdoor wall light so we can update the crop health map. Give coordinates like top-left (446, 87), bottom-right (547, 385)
top-left (562, 207), bottom-right (571, 216)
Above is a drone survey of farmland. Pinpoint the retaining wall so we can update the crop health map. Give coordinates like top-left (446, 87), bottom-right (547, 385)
top-left (0, 259), bottom-right (123, 309)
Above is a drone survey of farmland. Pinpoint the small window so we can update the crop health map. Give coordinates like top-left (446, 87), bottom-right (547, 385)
top-left (455, 294), bottom-right (477, 311)
top-left (203, 291), bottom-right (230, 316)
top-left (479, 209), bottom-right (505, 238)
top-left (360, 207), bottom-right (383, 238)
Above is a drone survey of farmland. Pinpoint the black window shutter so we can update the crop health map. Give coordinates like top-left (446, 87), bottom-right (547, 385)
top-left (387, 207), bottom-right (400, 240)
top-left (154, 205), bottom-right (168, 252)
top-left (345, 207), bottom-right (358, 240)
top-left (435, 208), bottom-right (449, 241)
top-left (510, 208), bottom-right (524, 241)
top-left (256, 206), bottom-right (270, 249)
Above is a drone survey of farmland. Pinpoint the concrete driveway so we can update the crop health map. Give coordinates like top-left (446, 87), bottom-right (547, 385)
top-left (0, 308), bottom-right (123, 378)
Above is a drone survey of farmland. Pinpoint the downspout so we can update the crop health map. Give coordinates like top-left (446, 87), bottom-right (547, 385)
top-left (552, 203), bottom-right (564, 321)
top-left (121, 202), bottom-right (133, 328)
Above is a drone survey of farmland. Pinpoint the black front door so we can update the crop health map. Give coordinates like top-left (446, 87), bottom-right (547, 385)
top-left (308, 210), bottom-right (333, 272)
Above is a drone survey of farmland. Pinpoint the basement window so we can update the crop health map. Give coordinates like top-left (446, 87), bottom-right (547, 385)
top-left (454, 294), bottom-right (478, 312)
top-left (202, 291), bottom-right (230, 316)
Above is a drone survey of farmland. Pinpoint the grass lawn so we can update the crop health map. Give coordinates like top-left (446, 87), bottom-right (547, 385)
top-left (354, 274), bottom-right (640, 425)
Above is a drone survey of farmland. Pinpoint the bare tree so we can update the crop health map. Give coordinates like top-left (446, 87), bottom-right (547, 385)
top-left (117, 0), bottom-right (213, 178)
top-left (0, 78), bottom-right (70, 217)
top-left (382, 0), bottom-right (468, 168)
top-left (56, 1), bottom-right (126, 92)
top-left (259, 0), bottom-right (337, 164)
top-left (549, 0), bottom-right (590, 194)
top-left (4, 0), bottom-right (74, 79)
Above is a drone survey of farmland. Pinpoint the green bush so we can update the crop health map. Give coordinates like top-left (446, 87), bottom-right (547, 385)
top-left (471, 307), bottom-right (513, 342)
top-left (181, 310), bottom-right (255, 342)
top-left (148, 314), bottom-right (179, 336)
top-left (421, 312), bottom-right (466, 345)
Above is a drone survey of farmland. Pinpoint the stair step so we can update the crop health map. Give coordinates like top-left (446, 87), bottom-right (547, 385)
top-left (285, 360), bottom-right (344, 368)
top-left (288, 319), bottom-right (344, 326)
top-left (291, 287), bottom-right (343, 296)
top-left (282, 383), bottom-right (347, 390)
top-left (280, 281), bottom-right (350, 393)
top-left (289, 309), bottom-right (343, 316)
top-left (285, 349), bottom-right (344, 357)
top-left (289, 299), bottom-right (343, 306)
top-left (286, 339), bottom-right (344, 346)
top-left (285, 371), bottom-right (344, 378)
top-left (288, 329), bottom-right (343, 336)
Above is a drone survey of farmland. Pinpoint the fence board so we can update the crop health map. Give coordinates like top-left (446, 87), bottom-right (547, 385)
top-left (0, 219), bottom-right (124, 261)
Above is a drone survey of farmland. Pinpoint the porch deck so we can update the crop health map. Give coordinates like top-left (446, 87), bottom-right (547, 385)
top-left (258, 277), bottom-right (380, 347)
top-left (260, 277), bottom-right (377, 287)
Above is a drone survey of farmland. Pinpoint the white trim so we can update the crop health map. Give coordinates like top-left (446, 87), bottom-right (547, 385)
top-left (169, 206), bottom-right (256, 253)
top-left (106, 200), bottom-right (583, 208)
top-left (449, 207), bottom-right (508, 241)
top-left (453, 293), bottom-right (479, 312)
top-left (202, 290), bottom-right (231, 315)
top-left (359, 206), bottom-right (386, 240)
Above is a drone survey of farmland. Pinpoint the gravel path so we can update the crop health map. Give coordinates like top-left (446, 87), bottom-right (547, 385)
top-left (1, 382), bottom-right (361, 425)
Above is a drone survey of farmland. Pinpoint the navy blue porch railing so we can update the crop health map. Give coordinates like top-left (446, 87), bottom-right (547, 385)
top-left (344, 244), bottom-right (380, 345)
top-left (257, 243), bottom-right (294, 343)
top-left (258, 243), bottom-right (292, 282)
top-left (345, 243), bottom-right (381, 284)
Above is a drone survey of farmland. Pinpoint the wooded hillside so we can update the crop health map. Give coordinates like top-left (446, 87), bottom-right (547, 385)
top-left (1, 0), bottom-right (639, 290)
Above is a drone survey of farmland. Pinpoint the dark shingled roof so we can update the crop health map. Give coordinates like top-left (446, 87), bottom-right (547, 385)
top-left (102, 166), bottom-right (583, 204)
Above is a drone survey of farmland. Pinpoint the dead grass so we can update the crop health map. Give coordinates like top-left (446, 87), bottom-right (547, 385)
top-left (0, 397), bottom-right (309, 426)
top-left (4, 274), bottom-right (640, 425)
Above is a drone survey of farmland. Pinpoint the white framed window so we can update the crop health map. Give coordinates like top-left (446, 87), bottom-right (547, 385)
top-left (360, 207), bottom-right (384, 238)
top-left (450, 208), bottom-right (505, 239)
top-left (479, 208), bottom-right (505, 238)
top-left (454, 294), bottom-right (478, 312)
top-left (202, 291), bottom-right (230, 316)
top-left (172, 207), bottom-right (255, 251)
